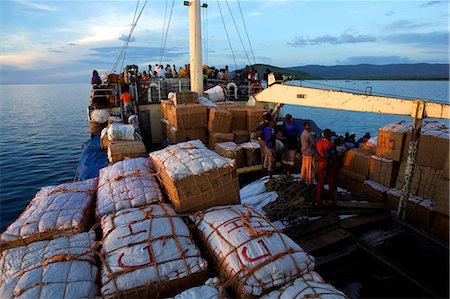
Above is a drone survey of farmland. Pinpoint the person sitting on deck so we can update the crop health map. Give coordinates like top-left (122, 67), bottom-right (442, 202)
top-left (91, 70), bottom-right (102, 86)
top-left (315, 129), bottom-right (337, 208)
top-left (120, 87), bottom-right (134, 118)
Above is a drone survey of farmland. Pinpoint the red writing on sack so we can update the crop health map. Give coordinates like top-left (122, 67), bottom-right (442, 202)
top-left (118, 245), bottom-right (155, 270)
top-left (241, 240), bottom-right (272, 262)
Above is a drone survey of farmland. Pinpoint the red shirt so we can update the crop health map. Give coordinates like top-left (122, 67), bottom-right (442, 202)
top-left (120, 92), bottom-right (133, 104)
top-left (315, 138), bottom-right (334, 162)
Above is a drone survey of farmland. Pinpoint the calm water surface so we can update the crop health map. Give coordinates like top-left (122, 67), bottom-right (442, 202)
top-left (0, 81), bottom-right (449, 231)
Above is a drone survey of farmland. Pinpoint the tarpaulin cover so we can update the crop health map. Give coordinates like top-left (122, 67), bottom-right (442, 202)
top-left (75, 136), bottom-right (109, 181)
top-left (260, 271), bottom-right (347, 299)
top-left (192, 204), bottom-right (315, 297)
top-left (0, 231), bottom-right (98, 299)
top-left (100, 203), bottom-right (207, 298)
top-left (96, 158), bottom-right (163, 218)
top-left (0, 179), bottom-right (98, 250)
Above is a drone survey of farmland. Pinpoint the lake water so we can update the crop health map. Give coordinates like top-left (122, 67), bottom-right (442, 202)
top-left (0, 81), bottom-right (449, 232)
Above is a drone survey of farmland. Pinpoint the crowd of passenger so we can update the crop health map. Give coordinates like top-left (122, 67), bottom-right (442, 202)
top-left (255, 112), bottom-right (371, 208)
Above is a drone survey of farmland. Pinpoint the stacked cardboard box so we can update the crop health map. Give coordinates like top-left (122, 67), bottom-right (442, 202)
top-left (363, 180), bottom-right (389, 203)
top-left (207, 108), bottom-right (232, 133)
top-left (337, 168), bottom-right (367, 195)
top-left (149, 140), bottom-right (240, 213)
top-left (369, 155), bottom-right (399, 188)
top-left (232, 130), bottom-right (250, 144)
top-left (107, 140), bottom-right (146, 163)
top-left (227, 107), bottom-right (247, 130)
top-left (207, 132), bottom-right (234, 150)
top-left (214, 142), bottom-right (246, 168)
top-left (338, 148), bottom-right (371, 194)
top-left (246, 106), bottom-right (266, 132)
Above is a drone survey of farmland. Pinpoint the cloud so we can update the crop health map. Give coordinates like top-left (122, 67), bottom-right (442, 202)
top-left (385, 11), bottom-right (396, 16)
top-left (287, 33), bottom-right (376, 47)
top-left (382, 31), bottom-right (448, 47)
top-left (119, 35), bottom-right (136, 42)
top-left (336, 56), bottom-right (413, 65)
top-left (48, 49), bottom-right (65, 54)
top-left (383, 20), bottom-right (435, 31)
top-left (68, 43), bottom-right (77, 46)
top-left (13, 0), bottom-right (57, 12)
top-left (421, 1), bottom-right (445, 7)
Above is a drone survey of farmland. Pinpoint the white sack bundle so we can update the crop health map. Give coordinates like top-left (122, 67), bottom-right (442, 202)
top-left (192, 204), bottom-right (315, 297)
top-left (0, 178), bottom-right (98, 250)
top-left (96, 157), bottom-right (163, 218)
top-left (90, 109), bottom-right (109, 123)
top-left (100, 203), bottom-right (208, 298)
top-left (0, 231), bottom-right (98, 299)
top-left (107, 123), bottom-right (136, 141)
top-left (260, 271), bottom-right (347, 299)
top-left (149, 139), bottom-right (234, 181)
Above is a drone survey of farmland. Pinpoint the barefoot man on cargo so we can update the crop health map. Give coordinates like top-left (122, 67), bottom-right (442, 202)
top-left (263, 120), bottom-right (276, 180)
top-left (300, 121), bottom-right (315, 184)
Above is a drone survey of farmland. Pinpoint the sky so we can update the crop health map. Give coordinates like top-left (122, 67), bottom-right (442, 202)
top-left (0, 0), bottom-right (448, 84)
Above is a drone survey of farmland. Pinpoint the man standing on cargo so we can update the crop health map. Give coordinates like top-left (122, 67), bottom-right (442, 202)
top-left (263, 120), bottom-right (276, 180)
top-left (300, 121), bottom-right (315, 184)
top-left (315, 129), bottom-right (336, 208)
top-left (283, 114), bottom-right (299, 176)
top-left (120, 87), bottom-right (134, 118)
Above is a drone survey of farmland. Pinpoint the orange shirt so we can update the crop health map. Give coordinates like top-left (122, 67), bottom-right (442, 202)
top-left (120, 92), bottom-right (133, 104)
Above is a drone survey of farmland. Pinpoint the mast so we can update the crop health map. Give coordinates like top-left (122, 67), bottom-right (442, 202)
top-left (188, 0), bottom-right (204, 95)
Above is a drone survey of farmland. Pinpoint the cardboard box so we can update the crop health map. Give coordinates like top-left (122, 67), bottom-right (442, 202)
top-left (172, 91), bottom-right (198, 105)
top-left (337, 168), bottom-right (367, 195)
top-left (214, 142), bottom-right (246, 168)
top-left (166, 103), bottom-right (207, 130)
top-left (161, 118), bottom-right (169, 138)
top-left (403, 133), bottom-right (450, 170)
top-left (151, 156), bottom-right (240, 214)
top-left (167, 126), bottom-right (206, 145)
top-left (207, 132), bottom-right (234, 149)
top-left (227, 107), bottom-right (247, 130)
top-left (160, 100), bottom-right (171, 119)
top-left (342, 148), bottom-right (371, 178)
top-left (207, 108), bottom-right (232, 133)
top-left (107, 140), bottom-right (147, 164)
top-left (387, 190), bottom-right (433, 230)
top-left (434, 176), bottom-right (449, 216)
top-left (369, 155), bottom-right (399, 188)
top-left (246, 106), bottom-right (266, 132)
top-left (375, 129), bottom-right (406, 161)
top-left (359, 143), bottom-right (376, 155)
top-left (396, 163), bottom-right (443, 200)
top-left (430, 212), bottom-right (449, 242)
top-left (233, 130), bottom-right (250, 144)
top-left (363, 180), bottom-right (388, 204)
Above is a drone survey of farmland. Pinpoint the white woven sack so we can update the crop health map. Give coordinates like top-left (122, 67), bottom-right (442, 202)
top-left (174, 285), bottom-right (219, 299)
top-left (0, 231), bottom-right (98, 299)
top-left (193, 204), bottom-right (315, 297)
top-left (107, 123), bottom-right (136, 141)
top-left (100, 204), bottom-right (207, 297)
top-left (261, 271), bottom-right (347, 299)
top-left (149, 140), bottom-right (234, 181)
top-left (90, 109), bottom-right (109, 123)
top-left (96, 158), bottom-right (163, 218)
top-left (0, 178), bottom-right (98, 250)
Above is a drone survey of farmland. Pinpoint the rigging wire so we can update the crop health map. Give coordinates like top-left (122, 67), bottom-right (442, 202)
top-left (237, 0), bottom-right (256, 65)
top-left (159, 0), bottom-right (169, 61)
top-left (159, 0), bottom-right (175, 65)
top-left (111, 0), bottom-right (148, 74)
top-left (217, 0), bottom-right (238, 70)
top-left (225, 0), bottom-right (251, 66)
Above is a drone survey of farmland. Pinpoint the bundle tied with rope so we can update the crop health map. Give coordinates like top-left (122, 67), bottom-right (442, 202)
top-left (214, 141), bottom-right (246, 168)
top-left (192, 204), bottom-right (315, 297)
top-left (0, 178), bottom-right (98, 250)
top-left (99, 203), bottom-right (207, 298)
top-left (0, 231), bottom-right (99, 299)
top-left (262, 176), bottom-right (315, 230)
top-left (96, 157), bottom-right (163, 218)
top-left (240, 141), bottom-right (261, 166)
top-left (149, 140), bottom-right (240, 214)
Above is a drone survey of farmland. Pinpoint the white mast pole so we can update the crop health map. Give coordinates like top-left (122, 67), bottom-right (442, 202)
top-left (188, 0), bottom-right (204, 95)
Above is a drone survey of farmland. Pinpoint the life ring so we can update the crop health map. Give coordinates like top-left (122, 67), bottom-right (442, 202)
top-left (250, 83), bottom-right (263, 95)
top-left (226, 82), bottom-right (238, 100)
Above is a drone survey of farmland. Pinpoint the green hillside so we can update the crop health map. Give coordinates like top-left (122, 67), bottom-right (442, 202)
top-left (251, 64), bottom-right (317, 80)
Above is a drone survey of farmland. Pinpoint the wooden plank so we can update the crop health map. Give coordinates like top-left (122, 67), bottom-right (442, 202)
top-left (299, 228), bottom-right (352, 253)
top-left (323, 200), bottom-right (386, 210)
top-left (339, 212), bottom-right (391, 230)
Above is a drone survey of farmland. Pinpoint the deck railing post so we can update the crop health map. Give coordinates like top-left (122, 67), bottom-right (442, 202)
top-left (397, 100), bottom-right (425, 220)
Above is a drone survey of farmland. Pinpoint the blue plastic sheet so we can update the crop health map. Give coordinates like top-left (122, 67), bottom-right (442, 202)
top-left (75, 136), bottom-right (108, 181)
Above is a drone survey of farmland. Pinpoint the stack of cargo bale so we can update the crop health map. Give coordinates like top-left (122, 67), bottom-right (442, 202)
top-left (105, 122), bottom-right (146, 163)
top-left (385, 120), bottom-right (449, 240)
top-left (191, 204), bottom-right (346, 298)
top-left (337, 148), bottom-right (372, 195)
top-left (90, 109), bottom-right (109, 136)
top-left (149, 140), bottom-right (240, 213)
top-left (0, 179), bottom-right (100, 298)
top-left (95, 157), bottom-right (208, 297)
top-left (160, 92), bottom-right (208, 145)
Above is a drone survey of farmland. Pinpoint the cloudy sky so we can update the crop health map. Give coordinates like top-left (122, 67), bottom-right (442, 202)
top-left (0, 0), bottom-right (448, 84)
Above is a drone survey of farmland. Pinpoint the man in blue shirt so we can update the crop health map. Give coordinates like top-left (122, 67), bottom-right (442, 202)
top-left (283, 114), bottom-right (299, 176)
top-left (262, 120), bottom-right (276, 180)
